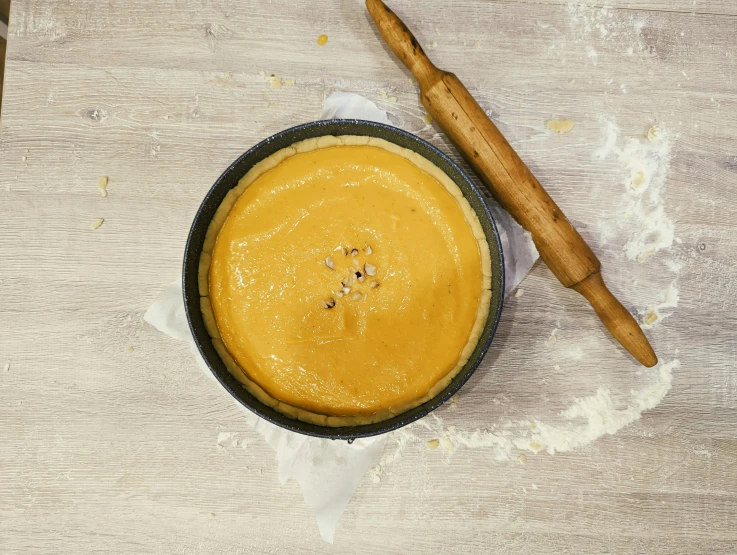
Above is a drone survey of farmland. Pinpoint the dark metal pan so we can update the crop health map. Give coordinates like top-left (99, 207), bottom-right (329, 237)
top-left (183, 119), bottom-right (504, 439)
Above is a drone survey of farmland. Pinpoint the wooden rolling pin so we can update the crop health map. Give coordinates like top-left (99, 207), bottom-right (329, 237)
top-left (366, 0), bottom-right (657, 367)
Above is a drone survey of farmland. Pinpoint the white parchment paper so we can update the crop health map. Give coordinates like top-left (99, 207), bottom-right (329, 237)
top-left (145, 92), bottom-right (538, 543)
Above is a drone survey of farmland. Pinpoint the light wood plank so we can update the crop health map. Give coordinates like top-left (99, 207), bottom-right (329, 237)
top-left (1, 0), bottom-right (736, 553)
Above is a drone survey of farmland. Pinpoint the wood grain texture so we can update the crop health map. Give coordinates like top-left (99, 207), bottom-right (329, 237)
top-left (1, 0), bottom-right (736, 553)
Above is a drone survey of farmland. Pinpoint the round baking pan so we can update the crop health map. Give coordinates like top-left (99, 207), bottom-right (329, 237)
top-left (183, 119), bottom-right (504, 439)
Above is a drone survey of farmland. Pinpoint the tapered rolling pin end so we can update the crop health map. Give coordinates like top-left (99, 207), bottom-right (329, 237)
top-left (366, 0), bottom-right (437, 81)
top-left (573, 272), bottom-right (658, 368)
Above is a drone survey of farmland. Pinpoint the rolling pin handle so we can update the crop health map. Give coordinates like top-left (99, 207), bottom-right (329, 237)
top-left (366, 0), bottom-right (438, 83)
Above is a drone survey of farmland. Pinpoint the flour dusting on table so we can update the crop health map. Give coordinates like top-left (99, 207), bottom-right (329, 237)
top-left (371, 360), bottom-right (679, 478)
top-left (594, 116), bottom-right (675, 262)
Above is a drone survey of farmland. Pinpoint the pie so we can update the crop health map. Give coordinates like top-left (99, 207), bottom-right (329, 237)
top-left (199, 135), bottom-right (491, 426)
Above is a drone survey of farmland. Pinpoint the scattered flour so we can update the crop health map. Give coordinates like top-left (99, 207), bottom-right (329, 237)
top-left (594, 116), bottom-right (674, 262)
top-left (217, 431), bottom-right (250, 449)
top-left (585, 46), bottom-right (599, 65)
top-left (664, 258), bottom-right (684, 273)
top-left (568, 1), bottom-right (647, 50)
top-left (567, 1), bottom-right (650, 69)
top-left (370, 360), bottom-right (679, 478)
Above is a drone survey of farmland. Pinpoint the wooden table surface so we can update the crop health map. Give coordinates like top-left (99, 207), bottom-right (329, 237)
top-left (1, 1), bottom-right (736, 553)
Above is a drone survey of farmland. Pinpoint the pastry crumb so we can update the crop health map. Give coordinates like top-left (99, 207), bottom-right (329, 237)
top-left (514, 288), bottom-right (524, 298)
top-left (450, 394), bottom-right (459, 408)
top-left (259, 71), bottom-right (282, 89)
top-left (90, 218), bottom-right (104, 230)
top-left (98, 176), bottom-right (109, 197)
top-left (284, 78), bottom-right (295, 87)
top-left (22, 156), bottom-right (27, 161)
top-left (554, 364), bottom-right (561, 371)
top-left (643, 310), bottom-right (659, 326)
top-left (127, 346), bottom-right (134, 353)
top-left (3, 362), bottom-right (9, 372)
top-left (473, 40), bottom-right (481, 47)
top-left (529, 442), bottom-right (542, 451)
top-left (518, 454), bottom-right (527, 465)
top-left (317, 34), bottom-right (328, 46)
top-left (427, 439), bottom-right (440, 450)
top-left (546, 119), bottom-right (575, 134)
top-left (389, 96), bottom-right (398, 103)
top-left (431, 41), bottom-right (438, 48)
top-left (647, 125), bottom-right (662, 143)
top-left (423, 114), bottom-right (433, 125)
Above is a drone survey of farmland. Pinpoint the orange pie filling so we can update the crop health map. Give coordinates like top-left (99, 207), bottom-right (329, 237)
top-left (199, 136), bottom-right (491, 426)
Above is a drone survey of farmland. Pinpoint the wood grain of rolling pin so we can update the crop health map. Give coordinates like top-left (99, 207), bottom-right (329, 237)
top-left (366, 0), bottom-right (657, 367)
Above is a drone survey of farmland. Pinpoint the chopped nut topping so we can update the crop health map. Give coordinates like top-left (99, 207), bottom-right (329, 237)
top-left (364, 263), bottom-right (376, 276)
top-left (342, 247), bottom-right (348, 257)
top-left (352, 292), bottom-right (362, 301)
top-left (370, 281), bottom-right (380, 288)
top-left (342, 287), bottom-right (351, 295)
top-left (322, 297), bottom-right (336, 309)
top-left (350, 248), bottom-right (359, 257)
top-left (365, 245), bottom-right (373, 255)
top-left (355, 270), bottom-right (362, 279)
top-left (336, 291), bottom-right (344, 298)
top-left (325, 256), bottom-right (335, 270)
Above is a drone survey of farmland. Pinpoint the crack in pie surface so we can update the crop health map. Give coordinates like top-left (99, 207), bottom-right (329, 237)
top-left (199, 135), bottom-right (492, 426)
